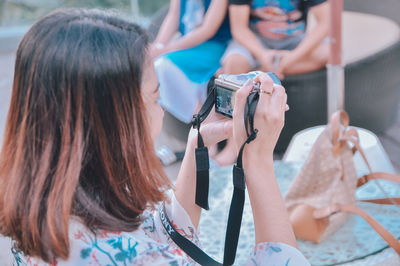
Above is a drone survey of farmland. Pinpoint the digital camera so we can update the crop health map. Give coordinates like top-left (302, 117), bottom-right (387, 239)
top-left (214, 71), bottom-right (281, 118)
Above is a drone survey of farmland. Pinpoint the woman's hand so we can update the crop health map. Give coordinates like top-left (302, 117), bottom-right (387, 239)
top-left (232, 73), bottom-right (296, 247)
top-left (232, 73), bottom-right (288, 162)
top-left (187, 108), bottom-right (233, 148)
top-left (175, 109), bottom-right (232, 228)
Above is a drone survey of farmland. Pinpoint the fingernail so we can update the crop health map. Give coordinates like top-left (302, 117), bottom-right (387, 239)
top-left (286, 104), bottom-right (290, 111)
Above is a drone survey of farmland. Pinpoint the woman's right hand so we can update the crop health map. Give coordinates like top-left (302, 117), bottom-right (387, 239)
top-left (232, 73), bottom-right (288, 163)
top-left (232, 73), bottom-right (297, 248)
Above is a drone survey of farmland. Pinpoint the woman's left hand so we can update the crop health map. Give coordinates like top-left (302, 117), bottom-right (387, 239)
top-left (188, 108), bottom-right (233, 148)
top-left (176, 109), bottom-right (232, 228)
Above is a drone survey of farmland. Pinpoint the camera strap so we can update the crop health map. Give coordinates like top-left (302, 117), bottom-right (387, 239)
top-left (160, 85), bottom-right (260, 265)
top-left (160, 202), bottom-right (222, 265)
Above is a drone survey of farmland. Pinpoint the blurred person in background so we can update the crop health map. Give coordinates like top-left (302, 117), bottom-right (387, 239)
top-left (215, 0), bottom-right (329, 166)
top-left (151, 0), bottom-right (231, 124)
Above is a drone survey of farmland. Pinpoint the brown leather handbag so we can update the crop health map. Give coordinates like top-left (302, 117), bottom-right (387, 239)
top-left (284, 110), bottom-right (400, 254)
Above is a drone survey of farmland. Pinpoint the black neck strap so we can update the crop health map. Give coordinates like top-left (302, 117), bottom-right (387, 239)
top-left (222, 89), bottom-right (259, 265)
top-left (161, 84), bottom-right (260, 265)
top-left (160, 202), bottom-right (222, 265)
top-left (191, 88), bottom-right (216, 210)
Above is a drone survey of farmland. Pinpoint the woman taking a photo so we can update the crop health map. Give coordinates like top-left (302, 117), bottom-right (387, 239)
top-left (0, 9), bottom-right (308, 265)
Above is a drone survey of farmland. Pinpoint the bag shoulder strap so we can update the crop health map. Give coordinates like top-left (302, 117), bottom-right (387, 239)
top-left (160, 203), bottom-right (222, 265)
top-left (330, 111), bottom-right (349, 146)
top-left (314, 203), bottom-right (400, 255)
top-left (357, 172), bottom-right (400, 187)
top-left (339, 127), bottom-right (400, 207)
top-left (360, 197), bottom-right (400, 205)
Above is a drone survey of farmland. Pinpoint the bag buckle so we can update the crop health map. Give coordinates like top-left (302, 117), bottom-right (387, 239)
top-left (191, 114), bottom-right (200, 129)
top-left (357, 175), bottom-right (369, 187)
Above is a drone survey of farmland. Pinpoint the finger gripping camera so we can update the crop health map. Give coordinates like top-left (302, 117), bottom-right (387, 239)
top-left (214, 71), bottom-right (281, 118)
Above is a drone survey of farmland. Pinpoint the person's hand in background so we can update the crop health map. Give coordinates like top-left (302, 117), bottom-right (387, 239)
top-left (258, 49), bottom-right (277, 72)
top-left (276, 50), bottom-right (298, 79)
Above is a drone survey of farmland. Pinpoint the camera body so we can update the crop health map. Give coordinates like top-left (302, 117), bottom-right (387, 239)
top-left (214, 71), bottom-right (281, 117)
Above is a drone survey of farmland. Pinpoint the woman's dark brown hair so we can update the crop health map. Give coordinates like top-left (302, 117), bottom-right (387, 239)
top-left (0, 9), bottom-right (169, 262)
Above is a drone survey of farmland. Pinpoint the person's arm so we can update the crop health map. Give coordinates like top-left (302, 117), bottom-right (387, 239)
top-left (161, 0), bottom-right (228, 55)
top-left (230, 4), bottom-right (276, 71)
top-left (153, 0), bottom-right (181, 46)
top-left (245, 159), bottom-right (297, 246)
top-left (174, 113), bottom-right (232, 228)
top-left (173, 132), bottom-right (200, 227)
top-left (292, 2), bottom-right (329, 61)
top-left (232, 74), bottom-right (297, 247)
top-left (278, 2), bottom-right (329, 73)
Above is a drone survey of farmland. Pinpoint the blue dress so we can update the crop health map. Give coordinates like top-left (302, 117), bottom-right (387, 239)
top-left (155, 0), bottom-right (231, 123)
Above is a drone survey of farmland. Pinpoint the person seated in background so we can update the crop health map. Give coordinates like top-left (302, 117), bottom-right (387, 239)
top-left (151, 0), bottom-right (231, 123)
top-left (222, 0), bottom-right (329, 77)
top-left (214, 0), bottom-right (329, 166)
top-left (0, 9), bottom-right (309, 265)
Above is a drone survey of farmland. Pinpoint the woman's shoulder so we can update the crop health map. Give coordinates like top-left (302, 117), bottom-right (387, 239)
top-left (13, 216), bottom-right (190, 265)
top-left (68, 216), bottom-right (191, 265)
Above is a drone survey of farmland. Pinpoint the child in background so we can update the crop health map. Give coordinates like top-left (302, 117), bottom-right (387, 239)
top-left (152, 0), bottom-right (231, 123)
top-left (215, 0), bottom-right (329, 166)
top-left (222, 0), bottom-right (329, 78)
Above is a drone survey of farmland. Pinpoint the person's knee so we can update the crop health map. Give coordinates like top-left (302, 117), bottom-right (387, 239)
top-left (312, 43), bottom-right (329, 67)
top-left (221, 54), bottom-right (252, 74)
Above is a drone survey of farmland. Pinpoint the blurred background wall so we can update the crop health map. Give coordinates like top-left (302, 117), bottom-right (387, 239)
top-left (0, 0), bottom-right (167, 27)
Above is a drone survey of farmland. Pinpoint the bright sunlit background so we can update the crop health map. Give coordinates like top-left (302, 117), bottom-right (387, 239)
top-left (0, 0), bottom-right (167, 27)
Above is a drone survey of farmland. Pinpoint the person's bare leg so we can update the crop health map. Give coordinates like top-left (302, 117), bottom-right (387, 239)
top-left (284, 42), bottom-right (329, 75)
top-left (213, 54), bottom-right (252, 166)
top-left (220, 53), bottom-right (252, 74)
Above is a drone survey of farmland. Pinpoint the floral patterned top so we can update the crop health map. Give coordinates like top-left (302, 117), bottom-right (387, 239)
top-left (12, 193), bottom-right (310, 265)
